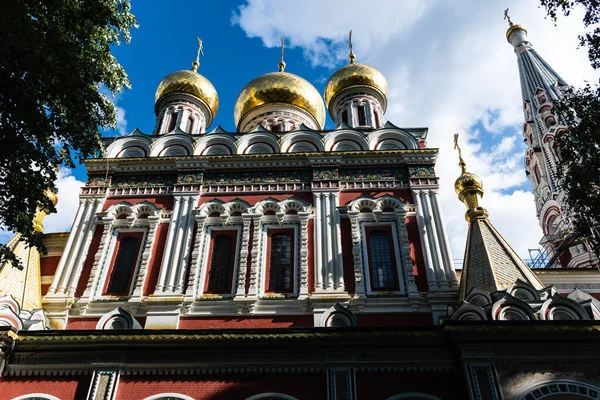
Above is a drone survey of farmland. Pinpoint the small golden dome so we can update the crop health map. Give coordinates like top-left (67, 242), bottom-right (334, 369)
top-left (155, 70), bottom-right (218, 117)
top-left (324, 63), bottom-right (388, 111)
top-left (454, 171), bottom-right (483, 196)
top-left (45, 188), bottom-right (58, 206)
top-left (506, 24), bottom-right (527, 41)
top-left (234, 71), bottom-right (326, 130)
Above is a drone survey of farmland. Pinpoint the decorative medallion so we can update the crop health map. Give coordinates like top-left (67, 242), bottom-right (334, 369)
top-left (176, 173), bottom-right (204, 185)
top-left (408, 166), bottom-right (436, 179)
top-left (312, 168), bottom-right (340, 181)
top-left (340, 167), bottom-right (407, 182)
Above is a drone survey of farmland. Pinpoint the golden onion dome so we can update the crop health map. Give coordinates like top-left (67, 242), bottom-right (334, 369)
top-left (155, 69), bottom-right (218, 117)
top-left (454, 171), bottom-right (483, 196)
top-left (234, 71), bottom-right (326, 129)
top-left (324, 62), bottom-right (388, 111)
top-left (506, 23), bottom-right (527, 41)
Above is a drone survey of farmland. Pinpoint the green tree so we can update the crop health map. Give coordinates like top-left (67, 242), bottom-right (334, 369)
top-left (540, 0), bottom-right (600, 256)
top-left (0, 0), bottom-right (136, 267)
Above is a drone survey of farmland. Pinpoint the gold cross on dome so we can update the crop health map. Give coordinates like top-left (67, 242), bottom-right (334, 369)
top-left (278, 37), bottom-right (286, 72)
top-left (348, 30), bottom-right (356, 63)
top-left (192, 37), bottom-right (203, 72)
top-left (504, 8), bottom-right (513, 26)
top-left (454, 133), bottom-right (467, 173)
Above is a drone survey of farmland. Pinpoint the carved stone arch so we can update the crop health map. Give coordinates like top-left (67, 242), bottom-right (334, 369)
top-left (518, 380), bottom-right (600, 400)
top-left (143, 394), bottom-right (195, 400)
top-left (539, 294), bottom-right (590, 321)
top-left (319, 303), bottom-right (358, 327)
top-left (367, 129), bottom-right (419, 150)
top-left (465, 288), bottom-right (493, 307)
top-left (199, 200), bottom-right (227, 217)
top-left (96, 307), bottom-right (142, 330)
top-left (252, 198), bottom-right (282, 216)
top-left (237, 132), bottom-right (280, 155)
top-left (451, 302), bottom-right (488, 321)
top-left (194, 134), bottom-right (236, 156)
top-left (224, 199), bottom-right (251, 216)
top-left (507, 279), bottom-right (541, 302)
top-left (131, 201), bottom-right (161, 219)
top-left (491, 295), bottom-right (536, 321)
top-left (106, 134), bottom-right (152, 159)
top-left (540, 201), bottom-right (561, 235)
top-left (375, 195), bottom-right (405, 212)
top-left (324, 130), bottom-right (368, 152)
top-left (0, 294), bottom-right (23, 330)
top-left (245, 394), bottom-right (299, 400)
top-left (347, 196), bottom-right (377, 212)
top-left (150, 134), bottom-right (194, 157)
top-left (280, 131), bottom-right (324, 153)
top-left (12, 395), bottom-right (61, 400)
top-left (278, 197), bottom-right (310, 214)
top-left (386, 394), bottom-right (443, 400)
top-left (106, 201), bottom-right (134, 220)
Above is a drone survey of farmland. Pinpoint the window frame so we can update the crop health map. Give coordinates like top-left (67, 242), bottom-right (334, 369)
top-left (167, 111), bottom-right (179, 132)
top-left (198, 225), bottom-right (242, 298)
top-left (265, 229), bottom-right (296, 293)
top-left (261, 224), bottom-right (299, 296)
top-left (204, 230), bottom-right (238, 295)
top-left (98, 228), bottom-right (147, 298)
top-left (360, 221), bottom-right (405, 295)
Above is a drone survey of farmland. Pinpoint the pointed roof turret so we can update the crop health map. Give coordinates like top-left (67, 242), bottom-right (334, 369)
top-left (453, 134), bottom-right (544, 300)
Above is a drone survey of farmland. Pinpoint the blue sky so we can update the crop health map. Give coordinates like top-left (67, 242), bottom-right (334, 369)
top-left (7, 0), bottom-right (599, 262)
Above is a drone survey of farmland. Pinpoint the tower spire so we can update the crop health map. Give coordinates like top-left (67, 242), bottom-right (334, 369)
top-left (453, 134), bottom-right (543, 300)
top-left (348, 30), bottom-right (356, 64)
top-left (192, 37), bottom-right (203, 72)
top-left (278, 37), bottom-right (286, 72)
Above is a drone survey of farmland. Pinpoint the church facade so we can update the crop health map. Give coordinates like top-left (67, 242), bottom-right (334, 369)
top-left (1, 20), bottom-right (600, 400)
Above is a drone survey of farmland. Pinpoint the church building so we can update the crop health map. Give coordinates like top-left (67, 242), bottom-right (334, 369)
top-left (1, 18), bottom-right (600, 400)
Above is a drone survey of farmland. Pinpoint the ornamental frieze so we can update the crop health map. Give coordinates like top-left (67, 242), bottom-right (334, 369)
top-left (204, 170), bottom-right (311, 186)
top-left (408, 166), bottom-right (436, 179)
top-left (176, 173), bottom-right (203, 185)
top-left (340, 167), bottom-right (407, 182)
top-left (85, 176), bottom-right (112, 187)
top-left (312, 168), bottom-right (340, 181)
top-left (110, 173), bottom-right (177, 188)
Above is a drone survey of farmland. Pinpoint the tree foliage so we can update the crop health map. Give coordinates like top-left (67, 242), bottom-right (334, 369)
top-left (0, 0), bottom-right (136, 267)
top-left (540, 0), bottom-right (600, 255)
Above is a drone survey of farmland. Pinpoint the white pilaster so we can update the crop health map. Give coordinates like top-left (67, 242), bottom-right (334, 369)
top-left (421, 191), bottom-right (448, 290)
top-left (155, 196), bottom-right (181, 292)
top-left (412, 190), bottom-right (439, 291)
top-left (313, 193), bottom-right (323, 290)
top-left (247, 214), bottom-right (261, 297)
top-left (324, 193), bottom-right (334, 289)
top-left (299, 211), bottom-right (310, 298)
top-left (331, 193), bottom-right (345, 291)
top-left (429, 190), bottom-right (459, 288)
top-left (348, 211), bottom-right (366, 297)
top-left (234, 214), bottom-right (253, 298)
top-left (184, 213), bottom-right (207, 300)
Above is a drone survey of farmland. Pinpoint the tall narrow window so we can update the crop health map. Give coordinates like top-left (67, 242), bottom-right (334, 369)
top-left (206, 232), bottom-right (236, 293)
top-left (168, 112), bottom-right (178, 132)
top-left (106, 236), bottom-right (140, 294)
top-left (185, 116), bottom-right (194, 133)
top-left (374, 111), bottom-right (380, 128)
top-left (341, 110), bottom-right (349, 124)
top-left (357, 106), bottom-right (367, 126)
top-left (366, 228), bottom-right (398, 291)
top-left (267, 231), bottom-right (294, 292)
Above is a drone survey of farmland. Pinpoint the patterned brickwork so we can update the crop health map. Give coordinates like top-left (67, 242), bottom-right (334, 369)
top-left (0, 233), bottom-right (41, 310)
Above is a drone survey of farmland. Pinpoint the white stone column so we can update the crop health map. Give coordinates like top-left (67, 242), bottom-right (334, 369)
top-left (48, 198), bottom-right (87, 294)
top-left (324, 193), bottom-right (334, 289)
top-left (412, 190), bottom-right (439, 291)
top-left (155, 196), bottom-right (181, 292)
top-left (234, 214), bottom-right (253, 298)
top-left (429, 190), bottom-right (458, 288)
top-left (64, 198), bottom-right (104, 295)
top-left (79, 215), bottom-right (114, 300)
top-left (299, 211), bottom-right (310, 298)
top-left (174, 195), bottom-right (199, 293)
top-left (330, 193), bottom-right (345, 291)
top-left (247, 214), bottom-right (262, 297)
top-left (421, 191), bottom-right (447, 290)
top-left (313, 193), bottom-right (323, 290)
top-left (348, 211), bottom-right (366, 297)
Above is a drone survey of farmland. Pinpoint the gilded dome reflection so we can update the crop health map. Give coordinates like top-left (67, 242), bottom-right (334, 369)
top-left (234, 71), bottom-right (326, 129)
top-left (155, 70), bottom-right (219, 117)
top-left (324, 63), bottom-right (388, 110)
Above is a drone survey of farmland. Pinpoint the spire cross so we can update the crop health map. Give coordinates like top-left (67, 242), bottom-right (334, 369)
top-left (192, 37), bottom-right (203, 72)
top-left (348, 30), bottom-right (356, 64)
top-left (504, 8), bottom-right (513, 26)
top-left (278, 37), bottom-right (286, 72)
top-left (453, 133), bottom-right (467, 173)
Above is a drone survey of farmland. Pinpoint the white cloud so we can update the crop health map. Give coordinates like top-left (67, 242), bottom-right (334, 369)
top-left (233, 0), bottom-right (599, 261)
top-left (43, 168), bottom-right (85, 234)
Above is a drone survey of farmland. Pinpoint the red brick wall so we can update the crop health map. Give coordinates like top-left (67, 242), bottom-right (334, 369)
top-left (0, 376), bottom-right (90, 400)
top-left (356, 371), bottom-right (466, 399)
top-left (144, 222), bottom-right (169, 296)
top-left (115, 373), bottom-right (327, 400)
top-left (40, 255), bottom-right (61, 296)
top-left (75, 225), bottom-right (104, 297)
top-left (198, 192), bottom-right (313, 207)
top-left (179, 315), bottom-right (313, 329)
top-left (103, 196), bottom-right (174, 211)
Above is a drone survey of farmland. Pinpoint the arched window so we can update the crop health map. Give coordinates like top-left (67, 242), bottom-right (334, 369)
top-left (357, 105), bottom-right (367, 126)
top-left (374, 111), bottom-right (380, 128)
top-left (267, 231), bottom-right (294, 292)
top-left (185, 116), bottom-right (194, 133)
top-left (545, 116), bottom-right (557, 128)
top-left (106, 236), bottom-right (140, 295)
top-left (341, 109), bottom-right (349, 124)
top-left (167, 111), bottom-right (179, 132)
top-left (206, 232), bottom-right (236, 293)
top-left (366, 229), bottom-right (398, 291)
top-left (12, 395), bottom-right (61, 400)
top-left (533, 164), bottom-right (542, 185)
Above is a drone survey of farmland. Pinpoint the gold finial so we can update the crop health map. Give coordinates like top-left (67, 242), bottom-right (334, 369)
top-left (278, 37), bottom-right (286, 72)
top-left (504, 8), bottom-right (513, 26)
top-left (192, 37), bottom-right (203, 72)
top-left (453, 133), bottom-right (467, 173)
top-left (348, 30), bottom-right (356, 64)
